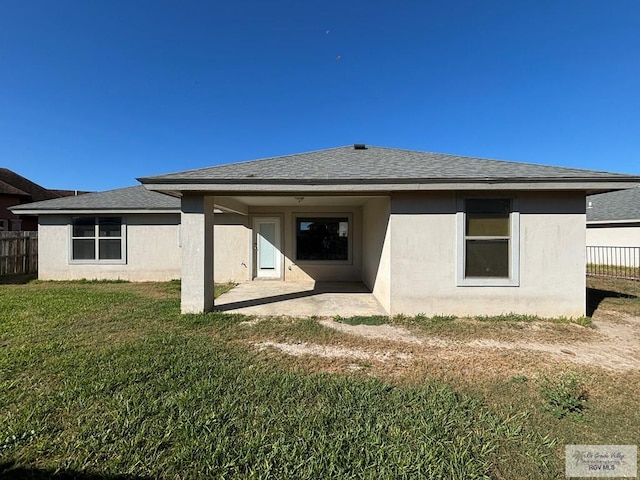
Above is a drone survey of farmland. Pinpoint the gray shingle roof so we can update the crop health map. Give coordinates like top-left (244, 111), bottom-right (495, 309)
top-left (587, 187), bottom-right (640, 222)
top-left (139, 146), bottom-right (638, 184)
top-left (10, 186), bottom-right (179, 212)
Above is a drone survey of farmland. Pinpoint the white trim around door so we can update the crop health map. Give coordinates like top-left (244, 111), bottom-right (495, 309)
top-left (253, 216), bottom-right (283, 279)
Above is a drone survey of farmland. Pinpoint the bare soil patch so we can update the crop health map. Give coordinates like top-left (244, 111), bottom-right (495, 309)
top-left (255, 341), bottom-right (412, 363)
top-left (253, 313), bottom-right (640, 373)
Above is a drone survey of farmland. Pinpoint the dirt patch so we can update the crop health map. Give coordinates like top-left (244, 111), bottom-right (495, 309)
top-left (318, 319), bottom-right (425, 345)
top-left (254, 341), bottom-right (412, 364)
top-left (252, 314), bottom-right (640, 373)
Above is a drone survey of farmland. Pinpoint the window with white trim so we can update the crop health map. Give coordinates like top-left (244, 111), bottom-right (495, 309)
top-left (71, 217), bottom-right (125, 263)
top-left (457, 198), bottom-right (519, 286)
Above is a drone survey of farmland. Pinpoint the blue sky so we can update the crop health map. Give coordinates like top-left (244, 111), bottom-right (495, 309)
top-left (2, 0), bottom-right (639, 191)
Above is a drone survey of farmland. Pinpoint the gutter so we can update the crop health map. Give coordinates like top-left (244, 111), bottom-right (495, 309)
top-left (9, 208), bottom-right (181, 215)
top-left (587, 219), bottom-right (640, 226)
top-left (141, 181), bottom-right (640, 195)
top-left (137, 176), bottom-right (640, 186)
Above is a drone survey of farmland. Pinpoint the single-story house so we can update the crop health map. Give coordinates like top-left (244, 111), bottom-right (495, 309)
top-left (12, 186), bottom-right (184, 281)
top-left (12, 145), bottom-right (640, 317)
top-left (586, 187), bottom-right (640, 267)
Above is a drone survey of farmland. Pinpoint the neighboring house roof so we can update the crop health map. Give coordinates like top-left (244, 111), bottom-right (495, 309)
top-left (10, 186), bottom-right (180, 214)
top-left (138, 145), bottom-right (640, 193)
top-left (0, 168), bottom-right (63, 202)
top-left (0, 179), bottom-right (30, 197)
top-left (587, 187), bottom-right (640, 223)
top-left (49, 189), bottom-right (92, 197)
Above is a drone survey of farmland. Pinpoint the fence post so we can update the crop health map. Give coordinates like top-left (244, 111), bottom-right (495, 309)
top-left (25, 233), bottom-right (31, 274)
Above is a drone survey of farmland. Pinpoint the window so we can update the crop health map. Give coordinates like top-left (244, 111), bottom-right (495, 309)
top-left (457, 198), bottom-right (519, 286)
top-left (71, 217), bottom-right (125, 263)
top-left (296, 216), bottom-right (349, 261)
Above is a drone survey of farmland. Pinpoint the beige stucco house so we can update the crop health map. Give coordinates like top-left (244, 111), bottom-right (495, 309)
top-left (586, 187), bottom-right (640, 267)
top-left (12, 145), bottom-right (640, 317)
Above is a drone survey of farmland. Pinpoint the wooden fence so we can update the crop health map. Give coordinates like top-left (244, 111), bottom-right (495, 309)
top-left (0, 231), bottom-right (38, 275)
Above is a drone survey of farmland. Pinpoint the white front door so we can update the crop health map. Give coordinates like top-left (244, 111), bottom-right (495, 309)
top-left (254, 217), bottom-right (282, 279)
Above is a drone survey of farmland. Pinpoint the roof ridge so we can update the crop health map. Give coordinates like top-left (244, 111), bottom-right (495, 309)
top-left (138, 146), bottom-right (355, 180)
top-left (140, 145), bottom-right (631, 182)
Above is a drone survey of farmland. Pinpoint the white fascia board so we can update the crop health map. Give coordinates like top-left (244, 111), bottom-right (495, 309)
top-left (587, 219), bottom-right (640, 225)
top-left (11, 208), bottom-right (181, 215)
top-left (143, 181), bottom-right (640, 194)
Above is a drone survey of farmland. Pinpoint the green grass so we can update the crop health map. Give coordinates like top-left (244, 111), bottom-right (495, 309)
top-left (539, 373), bottom-right (589, 420)
top-left (334, 312), bottom-right (593, 329)
top-left (214, 281), bottom-right (236, 298)
top-left (473, 313), bottom-right (593, 328)
top-left (383, 312), bottom-right (595, 345)
top-left (3, 279), bottom-right (640, 479)
top-left (334, 315), bottom-right (389, 326)
top-left (2, 339), bottom-right (550, 478)
top-left (0, 281), bottom-right (560, 479)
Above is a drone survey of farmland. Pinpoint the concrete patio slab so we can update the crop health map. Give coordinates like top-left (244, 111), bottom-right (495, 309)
top-left (213, 281), bottom-right (388, 317)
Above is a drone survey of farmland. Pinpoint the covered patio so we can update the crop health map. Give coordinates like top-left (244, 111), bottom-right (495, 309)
top-left (171, 192), bottom-right (390, 314)
top-left (214, 281), bottom-right (388, 317)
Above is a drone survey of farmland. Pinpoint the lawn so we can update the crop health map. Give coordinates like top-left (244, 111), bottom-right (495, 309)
top-left (0, 278), bottom-right (638, 479)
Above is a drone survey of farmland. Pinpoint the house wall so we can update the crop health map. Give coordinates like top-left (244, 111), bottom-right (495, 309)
top-left (39, 214), bottom-right (182, 281)
top-left (249, 205), bottom-right (363, 282)
top-left (586, 223), bottom-right (640, 267)
top-left (37, 190), bottom-right (588, 317)
top-left (362, 197), bottom-right (391, 312)
top-left (586, 224), bottom-right (640, 247)
top-left (213, 213), bottom-right (251, 282)
top-left (389, 191), bottom-right (586, 318)
top-left (38, 213), bottom-right (251, 283)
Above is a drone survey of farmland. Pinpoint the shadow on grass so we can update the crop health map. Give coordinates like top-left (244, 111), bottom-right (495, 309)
top-left (586, 287), bottom-right (637, 317)
top-left (0, 463), bottom-right (150, 480)
top-left (0, 274), bottom-right (37, 285)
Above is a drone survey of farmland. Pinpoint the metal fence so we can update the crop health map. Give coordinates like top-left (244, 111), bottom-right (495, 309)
top-left (0, 231), bottom-right (38, 275)
top-left (586, 246), bottom-right (640, 280)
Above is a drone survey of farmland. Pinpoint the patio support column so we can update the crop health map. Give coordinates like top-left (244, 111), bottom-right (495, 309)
top-left (180, 195), bottom-right (215, 313)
